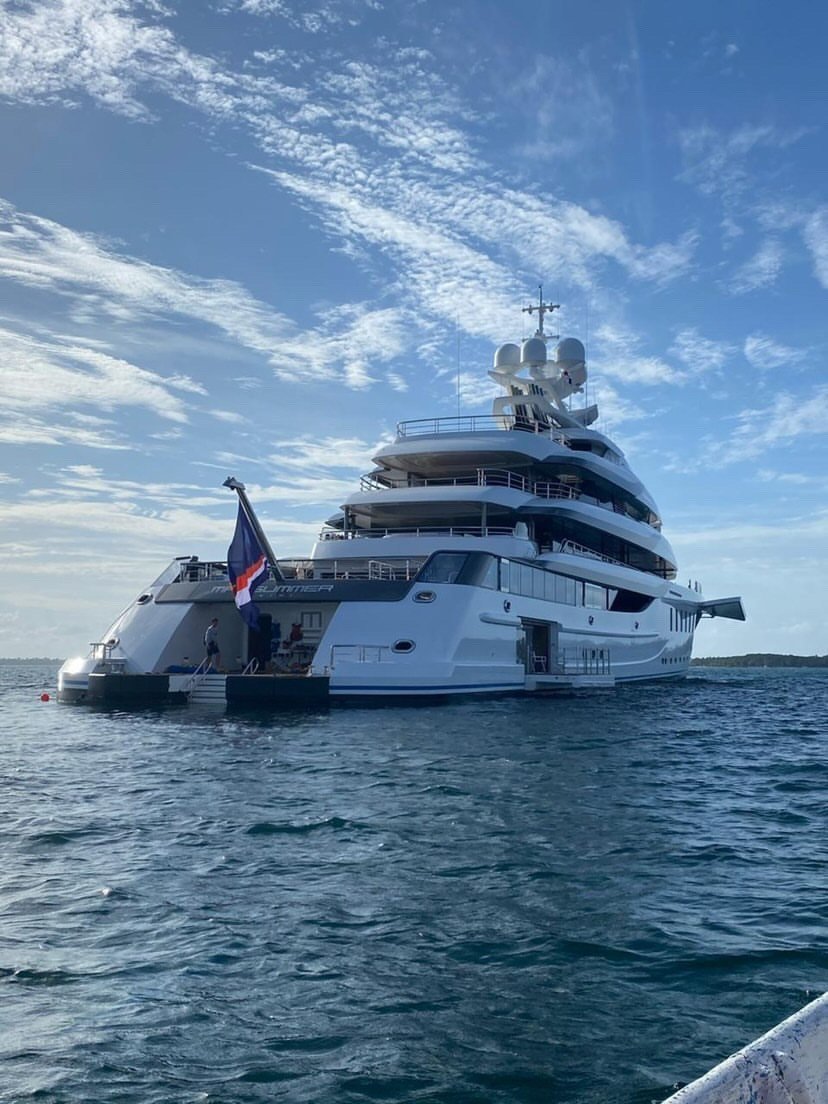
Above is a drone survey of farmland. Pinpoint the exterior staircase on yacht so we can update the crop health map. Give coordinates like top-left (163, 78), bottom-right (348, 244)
top-left (188, 672), bottom-right (227, 706)
top-left (525, 646), bottom-right (615, 690)
top-left (525, 671), bottom-right (615, 690)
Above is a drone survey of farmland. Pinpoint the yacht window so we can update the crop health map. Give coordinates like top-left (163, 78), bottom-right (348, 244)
top-left (610, 589), bottom-right (653, 613)
top-left (519, 563), bottom-right (534, 596)
top-left (584, 583), bottom-right (606, 610)
top-left (458, 553), bottom-right (499, 589)
top-left (418, 553), bottom-right (468, 584)
top-left (561, 577), bottom-right (578, 606)
top-left (500, 559), bottom-right (512, 593)
top-left (533, 569), bottom-right (546, 600)
top-left (392, 639), bottom-right (416, 653)
top-left (544, 573), bottom-right (557, 602)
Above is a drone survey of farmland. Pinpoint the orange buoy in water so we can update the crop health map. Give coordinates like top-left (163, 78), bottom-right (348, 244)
top-left (40, 692), bottom-right (50, 702)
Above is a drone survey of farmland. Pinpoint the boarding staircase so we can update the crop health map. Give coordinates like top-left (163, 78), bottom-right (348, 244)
top-left (188, 673), bottom-right (227, 705)
top-left (183, 659), bottom-right (228, 706)
top-left (525, 646), bottom-right (615, 690)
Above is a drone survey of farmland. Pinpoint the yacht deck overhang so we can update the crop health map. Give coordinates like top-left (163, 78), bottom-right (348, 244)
top-left (374, 430), bottom-right (656, 513)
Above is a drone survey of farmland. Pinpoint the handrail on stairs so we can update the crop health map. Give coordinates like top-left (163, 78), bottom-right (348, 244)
top-left (183, 657), bottom-right (212, 695)
top-left (242, 657), bottom-right (260, 675)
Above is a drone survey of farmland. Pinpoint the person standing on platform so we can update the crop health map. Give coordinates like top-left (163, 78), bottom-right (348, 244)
top-left (204, 617), bottom-right (221, 671)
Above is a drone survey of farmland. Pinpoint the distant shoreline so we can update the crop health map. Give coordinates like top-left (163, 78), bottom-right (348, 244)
top-left (692, 654), bottom-right (828, 668)
top-left (0, 657), bottom-right (65, 664)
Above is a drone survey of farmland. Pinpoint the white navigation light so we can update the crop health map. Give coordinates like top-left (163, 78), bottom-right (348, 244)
top-left (493, 342), bottom-right (521, 372)
top-left (520, 337), bottom-right (547, 366)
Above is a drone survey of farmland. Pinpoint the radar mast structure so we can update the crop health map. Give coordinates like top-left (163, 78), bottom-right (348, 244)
top-left (522, 284), bottom-right (560, 339)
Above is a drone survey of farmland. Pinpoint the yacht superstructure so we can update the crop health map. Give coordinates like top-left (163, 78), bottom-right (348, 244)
top-left (58, 296), bottom-right (744, 706)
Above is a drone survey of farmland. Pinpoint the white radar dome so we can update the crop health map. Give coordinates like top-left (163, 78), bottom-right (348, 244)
top-left (493, 343), bottom-right (521, 371)
top-left (555, 337), bottom-right (586, 365)
top-left (520, 337), bottom-right (548, 366)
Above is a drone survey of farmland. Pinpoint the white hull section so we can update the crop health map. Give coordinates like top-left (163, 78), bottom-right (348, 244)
top-left (316, 583), bottom-right (693, 697)
top-left (662, 992), bottom-right (828, 1104)
top-left (58, 572), bottom-right (699, 702)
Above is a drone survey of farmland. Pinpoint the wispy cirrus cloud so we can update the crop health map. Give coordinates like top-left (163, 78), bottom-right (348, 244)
top-left (728, 238), bottom-right (784, 294)
top-left (678, 122), bottom-right (809, 205)
top-left (669, 328), bottom-right (735, 373)
top-left (715, 383), bottom-right (828, 463)
top-left (0, 325), bottom-right (199, 424)
top-left (743, 333), bottom-right (806, 371)
top-left (0, 198), bottom-right (296, 358)
top-left (0, 199), bottom-right (415, 389)
top-left (591, 322), bottom-right (684, 386)
top-left (0, 0), bottom-right (696, 360)
top-left (509, 51), bottom-right (615, 164)
top-left (802, 207), bottom-right (828, 289)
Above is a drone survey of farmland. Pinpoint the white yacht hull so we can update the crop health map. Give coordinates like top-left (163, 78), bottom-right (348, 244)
top-left (57, 565), bottom-right (700, 706)
top-left (56, 312), bottom-right (744, 708)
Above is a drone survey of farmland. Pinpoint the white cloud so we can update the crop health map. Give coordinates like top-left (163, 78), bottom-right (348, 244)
top-left (715, 384), bottom-right (828, 463)
top-left (0, 199), bottom-right (297, 362)
top-left (803, 207), bottom-right (828, 288)
top-left (509, 53), bottom-right (615, 163)
top-left (591, 383), bottom-right (646, 431)
top-left (0, 325), bottom-right (193, 424)
top-left (591, 322), bottom-right (685, 386)
top-left (0, 416), bottom-right (128, 449)
top-left (743, 333), bottom-right (806, 371)
top-left (0, 0), bottom-right (696, 366)
top-left (679, 123), bottom-right (808, 204)
top-left (728, 238), bottom-right (784, 294)
top-left (670, 328), bottom-right (735, 373)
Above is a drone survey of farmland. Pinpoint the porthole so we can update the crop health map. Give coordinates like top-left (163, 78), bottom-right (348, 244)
top-left (137, 594), bottom-right (152, 605)
top-left (414, 590), bottom-right (435, 603)
top-left (392, 639), bottom-right (416, 654)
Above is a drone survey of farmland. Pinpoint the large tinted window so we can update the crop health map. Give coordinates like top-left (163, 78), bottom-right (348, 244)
top-left (459, 553), bottom-right (499, 589)
top-left (418, 553), bottom-right (468, 583)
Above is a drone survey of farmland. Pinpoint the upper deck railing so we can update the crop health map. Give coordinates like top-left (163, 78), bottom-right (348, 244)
top-left (318, 525), bottom-right (517, 541)
top-left (357, 468), bottom-right (656, 526)
top-left (396, 414), bottom-right (572, 445)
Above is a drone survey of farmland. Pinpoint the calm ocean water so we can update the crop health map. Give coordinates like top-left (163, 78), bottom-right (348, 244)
top-left (1, 664), bottom-right (826, 1104)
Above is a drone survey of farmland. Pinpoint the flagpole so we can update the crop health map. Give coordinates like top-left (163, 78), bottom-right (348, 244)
top-left (222, 477), bottom-right (284, 582)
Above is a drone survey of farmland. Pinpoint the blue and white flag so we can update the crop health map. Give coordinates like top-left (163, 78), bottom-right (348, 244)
top-left (227, 503), bottom-right (268, 629)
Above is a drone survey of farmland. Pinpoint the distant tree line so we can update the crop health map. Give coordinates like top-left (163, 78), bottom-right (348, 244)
top-left (692, 654), bottom-right (828, 668)
top-left (0, 657), bottom-right (63, 664)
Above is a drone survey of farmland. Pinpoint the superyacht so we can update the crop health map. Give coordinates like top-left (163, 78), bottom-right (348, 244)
top-left (58, 294), bottom-right (744, 706)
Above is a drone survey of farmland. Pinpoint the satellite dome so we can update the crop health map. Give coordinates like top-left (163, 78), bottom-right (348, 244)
top-left (555, 337), bottom-right (586, 366)
top-left (493, 343), bottom-right (521, 371)
top-left (520, 337), bottom-right (548, 367)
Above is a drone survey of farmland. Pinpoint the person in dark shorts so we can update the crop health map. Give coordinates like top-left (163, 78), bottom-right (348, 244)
top-left (204, 617), bottom-right (221, 671)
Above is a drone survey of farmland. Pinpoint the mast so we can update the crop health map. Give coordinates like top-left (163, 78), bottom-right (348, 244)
top-left (222, 477), bottom-right (284, 582)
top-left (522, 284), bottom-right (560, 339)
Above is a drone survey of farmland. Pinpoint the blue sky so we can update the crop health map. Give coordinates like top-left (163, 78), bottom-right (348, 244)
top-left (0, 0), bottom-right (826, 658)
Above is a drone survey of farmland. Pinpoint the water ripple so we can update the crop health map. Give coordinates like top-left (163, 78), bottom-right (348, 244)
top-left (0, 664), bottom-right (826, 1103)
